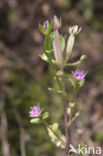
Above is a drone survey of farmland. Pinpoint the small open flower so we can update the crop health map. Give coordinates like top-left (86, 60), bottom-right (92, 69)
top-left (73, 70), bottom-right (85, 80)
top-left (43, 21), bottom-right (49, 29)
top-left (29, 106), bottom-right (41, 118)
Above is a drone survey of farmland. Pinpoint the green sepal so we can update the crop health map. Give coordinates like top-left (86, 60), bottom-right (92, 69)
top-left (77, 79), bottom-right (85, 87)
top-left (48, 22), bottom-right (53, 34)
top-left (42, 112), bottom-right (49, 119)
top-left (49, 32), bottom-right (55, 40)
top-left (30, 118), bottom-right (40, 124)
top-left (39, 24), bottom-right (48, 35)
top-left (39, 22), bottom-right (52, 36)
top-left (40, 53), bottom-right (48, 62)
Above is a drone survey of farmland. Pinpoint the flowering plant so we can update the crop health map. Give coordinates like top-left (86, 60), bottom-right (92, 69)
top-left (29, 16), bottom-right (87, 156)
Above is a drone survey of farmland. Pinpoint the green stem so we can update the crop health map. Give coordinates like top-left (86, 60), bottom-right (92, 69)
top-left (45, 35), bottom-right (62, 90)
top-left (48, 56), bottom-right (62, 89)
top-left (64, 102), bottom-right (69, 156)
top-left (69, 84), bottom-right (78, 123)
top-left (61, 68), bottom-right (69, 156)
top-left (64, 60), bottom-right (81, 67)
top-left (40, 118), bottom-right (66, 147)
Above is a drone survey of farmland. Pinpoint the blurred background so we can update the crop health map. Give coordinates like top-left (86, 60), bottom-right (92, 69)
top-left (0, 0), bottom-right (103, 156)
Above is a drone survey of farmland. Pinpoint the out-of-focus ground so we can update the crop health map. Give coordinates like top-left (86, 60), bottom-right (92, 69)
top-left (0, 0), bottom-right (103, 156)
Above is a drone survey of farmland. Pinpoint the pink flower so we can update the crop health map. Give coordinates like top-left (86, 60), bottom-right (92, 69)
top-left (29, 106), bottom-right (41, 118)
top-left (73, 70), bottom-right (85, 80)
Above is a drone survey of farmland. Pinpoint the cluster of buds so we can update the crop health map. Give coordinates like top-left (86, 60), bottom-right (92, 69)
top-left (52, 16), bottom-right (82, 67)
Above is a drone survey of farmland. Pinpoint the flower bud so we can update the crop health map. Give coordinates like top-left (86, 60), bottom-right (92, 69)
top-left (43, 20), bottom-right (49, 29)
top-left (53, 15), bottom-right (61, 30)
top-left (69, 25), bottom-right (81, 35)
top-left (65, 34), bottom-right (75, 62)
top-left (53, 30), bottom-right (62, 66)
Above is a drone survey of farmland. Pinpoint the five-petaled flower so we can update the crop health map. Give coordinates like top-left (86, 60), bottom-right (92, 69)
top-left (29, 106), bottom-right (41, 118)
top-left (43, 21), bottom-right (48, 29)
top-left (73, 70), bottom-right (85, 80)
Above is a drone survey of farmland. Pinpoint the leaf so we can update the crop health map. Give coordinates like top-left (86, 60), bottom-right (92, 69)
top-left (56, 141), bottom-right (62, 147)
top-left (75, 112), bottom-right (80, 117)
top-left (52, 123), bottom-right (59, 131)
top-left (42, 112), bottom-right (49, 119)
top-left (78, 79), bottom-right (85, 87)
top-left (47, 124), bottom-right (66, 148)
top-left (40, 53), bottom-right (48, 62)
top-left (48, 22), bottom-right (53, 34)
top-left (49, 32), bottom-right (55, 40)
top-left (30, 118), bottom-right (40, 124)
top-left (44, 35), bottom-right (53, 52)
top-left (68, 78), bottom-right (75, 88)
top-left (69, 102), bottom-right (75, 108)
top-left (67, 107), bottom-right (71, 115)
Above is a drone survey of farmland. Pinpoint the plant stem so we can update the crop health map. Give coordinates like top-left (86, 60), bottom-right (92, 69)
top-left (61, 68), bottom-right (69, 156)
top-left (40, 118), bottom-right (66, 147)
top-left (64, 102), bottom-right (69, 156)
top-left (64, 60), bottom-right (81, 67)
top-left (48, 56), bottom-right (62, 89)
top-left (44, 35), bottom-right (62, 89)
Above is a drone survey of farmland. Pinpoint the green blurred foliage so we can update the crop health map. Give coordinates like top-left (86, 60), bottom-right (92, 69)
top-left (3, 69), bottom-right (57, 156)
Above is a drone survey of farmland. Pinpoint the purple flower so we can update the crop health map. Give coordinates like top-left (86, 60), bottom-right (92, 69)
top-left (29, 106), bottom-right (41, 118)
top-left (43, 21), bottom-right (48, 29)
top-left (73, 70), bottom-right (85, 80)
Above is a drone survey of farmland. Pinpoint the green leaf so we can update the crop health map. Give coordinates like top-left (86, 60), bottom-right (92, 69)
top-left (44, 35), bottom-right (53, 52)
top-left (56, 140), bottom-right (62, 147)
top-left (75, 112), bottom-right (80, 117)
top-left (42, 112), bottom-right (49, 119)
top-left (30, 118), bottom-right (40, 124)
top-left (78, 79), bottom-right (85, 87)
top-left (60, 35), bottom-right (65, 52)
top-left (40, 53), bottom-right (48, 62)
top-left (45, 49), bottom-right (53, 54)
top-left (47, 126), bottom-right (66, 148)
top-left (49, 32), bottom-right (55, 40)
top-left (48, 22), bottom-right (53, 34)
top-left (52, 123), bottom-right (59, 131)
top-left (68, 78), bottom-right (75, 88)
top-left (67, 107), bottom-right (71, 115)
top-left (69, 102), bottom-right (75, 108)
